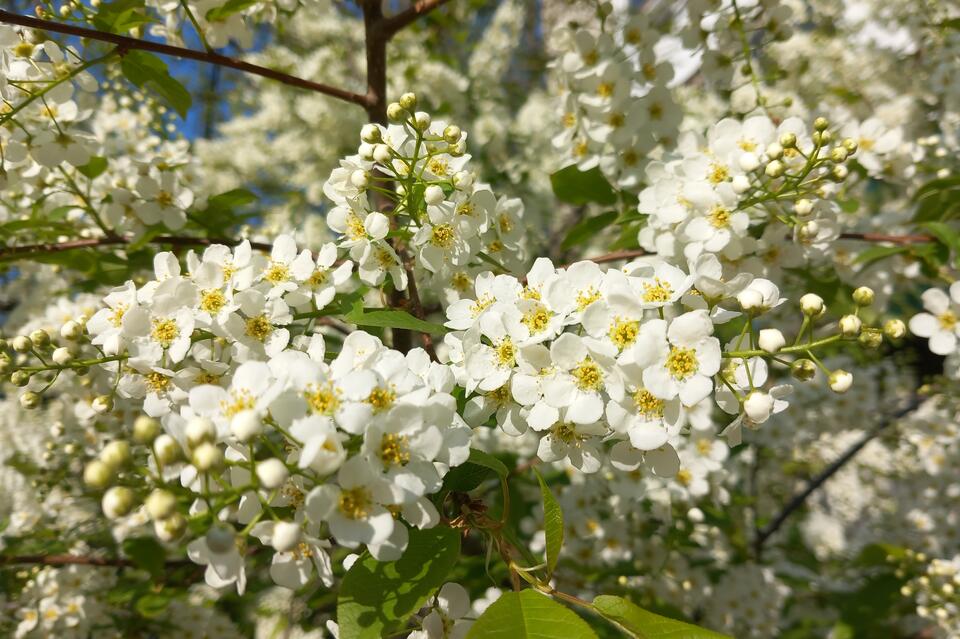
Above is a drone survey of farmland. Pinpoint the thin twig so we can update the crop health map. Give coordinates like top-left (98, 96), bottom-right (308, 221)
top-left (0, 234), bottom-right (274, 261)
top-left (1, 554), bottom-right (193, 568)
top-left (377, 0), bottom-right (454, 40)
top-left (0, 10), bottom-right (369, 107)
top-left (839, 232), bottom-right (933, 244)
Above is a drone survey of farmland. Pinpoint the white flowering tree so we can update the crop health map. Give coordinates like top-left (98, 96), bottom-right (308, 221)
top-left (1, 0), bottom-right (959, 637)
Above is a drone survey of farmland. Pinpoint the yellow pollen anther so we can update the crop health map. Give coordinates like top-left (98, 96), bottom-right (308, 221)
top-left (521, 305), bottom-right (552, 334)
top-left (366, 387), bottom-right (396, 413)
top-left (572, 357), bottom-right (604, 392)
top-left (495, 338), bottom-right (516, 367)
top-left (642, 278), bottom-right (672, 303)
top-left (665, 347), bottom-right (698, 380)
top-left (245, 314), bottom-right (272, 342)
top-left (380, 433), bottom-right (410, 467)
top-left (632, 389), bottom-right (664, 418)
top-left (200, 289), bottom-right (226, 314)
top-left (145, 371), bottom-right (171, 393)
top-left (428, 157), bottom-right (449, 176)
top-left (939, 311), bottom-right (957, 330)
top-left (609, 318), bottom-right (639, 350)
top-left (708, 205), bottom-right (731, 228)
top-left (221, 389), bottom-right (255, 418)
top-left (338, 487), bottom-right (372, 520)
top-left (305, 382), bottom-right (340, 415)
top-left (151, 318), bottom-right (179, 347)
top-left (264, 261), bottom-right (290, 284)
top-left (576, 287), bottom-right (601, 311)
top-left (430, 224), bottom-right (455, 248)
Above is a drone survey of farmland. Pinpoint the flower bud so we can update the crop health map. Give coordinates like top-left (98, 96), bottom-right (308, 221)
top-left (92, 395), bottom-right (114, 414)
top-left (831, 164), bottom-right (848, 181)
top-left (153, 434), bottom-right (182, 465)
top-left (842, 138), bottom-right (858, 154)
top-left (739, 152), bottom-right (760, 171)
top-left (60, 320), bottom-right (83, 341)
top-left (799, 293), bottom-right (825, 317)
top-left (859, 328), bottom-right (883, 348)
top-left (52, 346), bottom-right (73, 365)
top-left (736, 289), bottom-right (764, 312)
top-left (12, 335), bottom-right (33, 353)
top-left (814, 116), bottom-right (829, 131)
top-left (133, 415), bottom-right (161, 444)
top-left (452, 171), bottom-right (474, 190)
top-left (145, 489), bottom-right (176, 521)
top-left (814, 129), bottom-right (833, 145)
top-left (358, 143), bottom-right (376, 161)
top-left (791, 358), bottom-right (817, 381)
top-left (731, 174), bottom-right (751, 193)
top-left (185, 416), bottom-right (216, 449)
top-left (272, 521), bottom-right (301, 553)
top-left (256, 458), bottom-right (289, 490)
top-left (360, 123), bottom-right (382, 144)
top-left (19, 391), bottom-right (40, 410)
top-left (424, 185), bottom-right (445, 206)
top-left (398, 92), bottom-right (417, 110)
top-left (852, 286), bottom-right (875, 306)
top-left (349, 169), bottom-right (369, 188)
top-left (386, 102), bottom-right (406, 122)
top-left (413, 111), bottom-right (432, 130)
top-left (11, 370), bottom-right (31, 387)
top-left (766, 142), bottom-right (783, 159)
top-left (883, 318), bottom-right (907, 339)
top-left (231, 410), bottom-right (262, 442)
top-left (192, 442), bottom-right (223, 473)
top-left (205, 524), bottom-right (236, 554)
top-left (100, 440), bottom-right (131, 470)
top-left (155, 512), bottom-right (187, 542)
top-left (764, 160), bottom-right (785, 178)
top-left (372, 144), bottom-right (392, 164)
top-left (838, 314), bottom-right (862, 337)
top-left (102, 486), bottom-right (135, 519)
top-left (829, 147), bottom-right (848, 163)
top-left (443, 124), bottom-right (461, 144)
top-left (758, 328), bottom-right (786, 354)
top-left (779, 132), bottom-right (797, 148)
top-left (829, 369), bottom-right (853, 393)
top-left (795, 198), bottom-right (814, 217)
top-left (83, 460), bottom-right (112, 489)
top-left (796, 220), bottom-right (819, 241)
top-left (743, 391), bottom-right (775, 423)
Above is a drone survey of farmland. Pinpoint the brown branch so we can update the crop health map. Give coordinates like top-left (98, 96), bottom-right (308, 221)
top-left (0, 234), bottom-right (274, 261)
top-left (754, 395), bottom-right (921, 555)
top-left (839, 232), bottom-right (933, 244)
top-left (0, 10), bottom-right (369, 108)
top-left (377, 0), bottom-right (454, 40)
top-left (581, 249), bottom-right (648, 265)
top-left (1, 553), bottom-right (193, 568)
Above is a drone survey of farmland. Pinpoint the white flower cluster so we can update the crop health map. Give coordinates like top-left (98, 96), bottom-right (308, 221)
top-left (910, 283), bottom-right (960, 356)
top-left (905, 553), bottom-right (960, 638)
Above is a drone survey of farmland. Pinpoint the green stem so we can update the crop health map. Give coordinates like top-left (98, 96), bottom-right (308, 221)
top-left (724, 334), bottom-right (842, 359)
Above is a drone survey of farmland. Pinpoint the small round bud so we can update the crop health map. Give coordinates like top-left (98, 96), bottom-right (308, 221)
top-left (133, 415), bottom-right (161, 444)
top-left (386, 102), bottom-right (406, 122)
top-left (372, 144), bottom-right (392, 164)
top-left (100, 440), bottom-right (131, 470)
top-left (597, 1), bottom-right (613, 17)
top-left (883, 318), bottom-right (907, 340)
top-left (145, 489), bottom-right (176, 521)
top-left (731, 174), bottom-right (751, 193)
top-left (766, 142), bottom-right (783, 159)
top-left (153, 434), bottom-right (182, 465)
top-left (349, 169), bottom-right (369, 188)
top-left (52, 346), bottom-right (73, 365)
top-left (83, 460), bottom-right (112, 489)
top-left (192, 442), bottom-right (223, 472)
top-left (736, 289), bottom-right (764, 312)
top-left (738, 152), bottom-right (760, 171)
top-left (358, 142), bottom-right (376, 161)
top-left (814, 129), bottom-right (833, 145)
top-left (743, 391), bottom-right (774, 423)
top-left (829, 369), bottom-right (853, 393)
top-left (858, 328), bottom-right (883, 349)
top-left (791, 359), bottom-right (817, 381)
top-left (92, 395), bottom-right (114, 414)
top-left (205, 524), bottom-right (236, 554)
top-left (231, 410), bottom-right (262, 442)
top-left (795, 198), bottom-right (814, 217)
top-left (852, 286), bottom-right (875, 306)
top-left (256, 458), bottom-right (289, 490)
top-left (360, 123), bottom-right (382, 144)
top-left (838, 314), bottom-right (863, 337)
top-left (11, 335), bottom-right (33, 353)
top-left (452, 171), bottom-right (474, 190)
top-left (155, 512), bottom-right (187, 542)
top-left (779, 132), bottom-right (797, 148)
top-left (424, 185), bottom-right (445, 206)
top-left (185, 416), bottom-right (216, 449)
top-left (271, 521), bottom-right (301, 553)
top-left (398, 92), bottom-right (417, 110)
top-left (102, 486), bottom-right (135, 519)
top-left (814, 116), bottom-right (829, 131)
top-left (758, 328), bottom-right (786, 354)
top-left (831, 164), bottom-right (848, 181)
top-left (799, 293), bottom-right (825, 317)
top-left (11, 370), bottom-right (31, 387)
top-left (19, 391), bottom-right (40, 410)
top-left (413, 111), bottom-right (432, 130)
top-left (764, 160), bottom-right (785, 178)
top-left (829, 147), bottom-right (848, 163)
top-left (796, 220), bottom-right (820, 242)
top-left (60, 320), bottom-right (83, 341)
top-left (443, 124), bottom-right (461, 144)
top-left (842, 138), bottom-right (858, 154)
top-left (0, 357), bottom-right (9, 376)
top-left (30, 330), bottom-right (50, 348)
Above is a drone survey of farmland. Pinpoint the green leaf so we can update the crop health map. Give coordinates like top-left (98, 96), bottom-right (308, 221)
top-left (592, 595), bottom-right (730, 639)
top-left (122, 536), bottom-right (166, 580)
top-left (337, 526), bottom-right (460, 639)
top-left (134, 592), bottom-right (173, 618)
top-left (206, 0), bottom-right (260, 21)
top-left (345, 301), bottom-right (448, 335)
top-left (92, 0), bottom-right (151, 32)
top-left (853, 245), bottom-right (911, 268)
top-left (561, 211), bottom-right (618, 250)
top-left (912, 175), bottom-right (960, 222)
top-left (551, 165), bottom-right (618, 206)
top-left (534, 469), bottom-right (563, 576)
top-left (120, 51), bottom-right (191, 118)
top-left (466, 590), bottom-right (598, 639)
top-left (441, 448), bottom-right (509, 492)
top-left (919, 221), bottom-right (960, 266)
top-left (77, 156), bottom-right (108, 180)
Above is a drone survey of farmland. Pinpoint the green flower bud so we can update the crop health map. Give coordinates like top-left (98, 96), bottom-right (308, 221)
top-left (19, 391), bottom-right (40, 410)
top-left (83, 460), bottom-right (112, 489)
top-left (398, 92), bottom-right (417, 110)
top-left (852, 286), bottom-right (875, 306)
top-left (11, 370), bottom-right (31, 387)
top-left (11, 335), bottom-right (33, 353)
top-left (133, 415), bottom-right (161, 444)
top-left (814, 116), bottom-right (829, 131)
top-left (791, 359), bottom-right (817, 381)
top-left (883, 318), bottom-right (907, 340)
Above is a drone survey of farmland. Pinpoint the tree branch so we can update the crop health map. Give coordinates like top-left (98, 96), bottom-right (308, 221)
top-left (0, 553), bottom-right (193, 568)
top-left (754, 395), bottom-right (922, 555)
top-left (839, 232), bottom-right (933, 244)
top-left (377, 0), bottom-right (454, 40)
top-left (0, 10), bottom-right (369, 107)
top-left (0, 234), bottom-right (274, 262)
